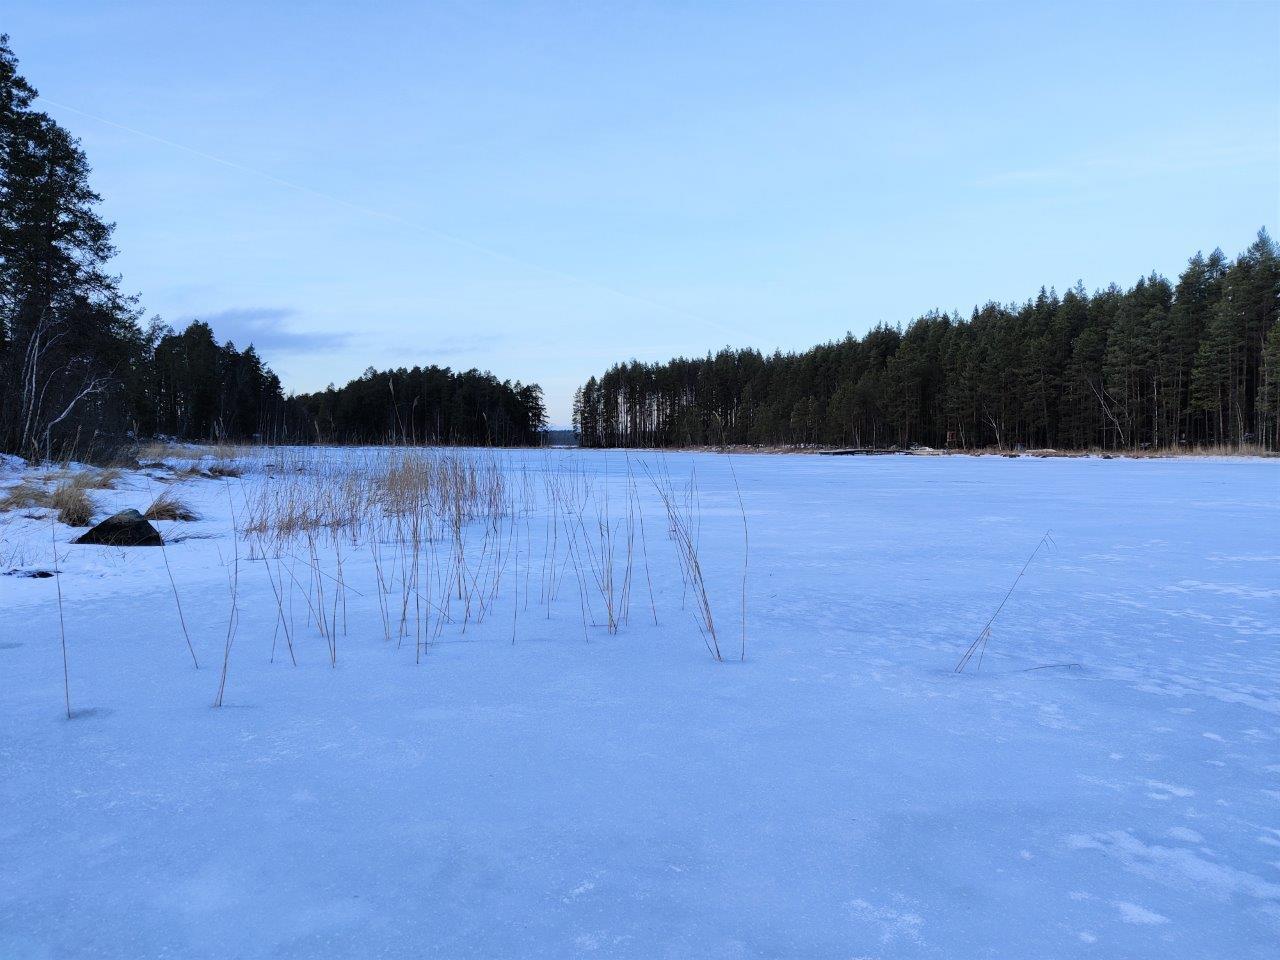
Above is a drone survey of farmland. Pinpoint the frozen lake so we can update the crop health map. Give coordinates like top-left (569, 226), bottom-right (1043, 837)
top-left (2, 448), bottom-right (1278, 958)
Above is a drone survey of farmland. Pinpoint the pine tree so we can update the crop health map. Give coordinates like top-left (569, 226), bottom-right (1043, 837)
top-left (1260, 318), bottom-right (1280, 449)
top-left (0, 35), bottom-right (144, 456)
top-left (576, 238), bottom-right (1277, 453)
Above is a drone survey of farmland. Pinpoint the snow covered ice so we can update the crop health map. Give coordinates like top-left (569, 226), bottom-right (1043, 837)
top-left (1, 448), bottom-right (1277, 958)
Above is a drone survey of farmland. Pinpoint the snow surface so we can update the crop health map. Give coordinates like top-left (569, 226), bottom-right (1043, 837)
top-left (1, 448), bottom-right (1278, 958)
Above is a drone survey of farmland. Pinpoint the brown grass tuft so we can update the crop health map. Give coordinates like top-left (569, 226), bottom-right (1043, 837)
top-left (49, 481), bottom-right (95, 526)
top-left (144, 490), bottom-right (199, 522)
top-left (0, 481), bottom-right (47, 512)
top-left (136, 441), bottom-right (201, 461)
top-left (1, 472), bottom-right (107, 526)
top-left (76, 468), bottom-right (120, 490)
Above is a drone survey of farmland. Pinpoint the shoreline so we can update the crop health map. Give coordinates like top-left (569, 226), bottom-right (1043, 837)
top-left (573, 443), bottom-right (1280, 461)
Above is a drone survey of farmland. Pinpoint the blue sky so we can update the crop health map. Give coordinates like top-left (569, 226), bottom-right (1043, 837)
top-left (7, 1), bottom-right (1278, 423)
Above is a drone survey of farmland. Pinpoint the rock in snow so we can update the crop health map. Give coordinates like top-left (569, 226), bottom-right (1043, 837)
top-left (72, 509), bottom-right (163, 547)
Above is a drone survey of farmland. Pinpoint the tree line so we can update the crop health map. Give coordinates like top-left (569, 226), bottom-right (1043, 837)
top-left (574, 234), bottom-right (1280, 452)
top-left (291, 367), bottom-right (547, 446)
top-left (0, 36), bottom-right (543, 457)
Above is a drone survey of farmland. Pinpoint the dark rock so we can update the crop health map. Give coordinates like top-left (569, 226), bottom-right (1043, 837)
top-left (72, 509), bottom-right (163, 547)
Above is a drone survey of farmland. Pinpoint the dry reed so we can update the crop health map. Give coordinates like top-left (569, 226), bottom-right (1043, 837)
top-left (2, 471), bottom-right (109, 526)
top-left (145, 490), bottom-right (199, 522)
top-left (52, 516), bottom-right (70, 719)
top-left (955, 531), bottom-right (1055, 673)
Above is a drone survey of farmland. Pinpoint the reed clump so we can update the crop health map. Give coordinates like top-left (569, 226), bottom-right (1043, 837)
top-left (212, 446), bottom-right (742, 680)
top-left (1, 471), bottom-right (107, 526)
top-left (0, 481), bottom-right (46, 512)
top-left (49, 481), bottom-right (95, 527)
top-left (644, 460), bottom-right (721, 661)
top-left (145, 490), bottom-right (199, 522)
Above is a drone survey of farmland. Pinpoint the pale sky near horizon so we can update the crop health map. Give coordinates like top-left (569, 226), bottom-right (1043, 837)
top-left (6, 1), bottom-right (1278, 423)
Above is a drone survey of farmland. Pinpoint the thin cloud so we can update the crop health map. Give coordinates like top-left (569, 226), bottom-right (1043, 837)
top-left (184, 307), bottom-right (348, 355)
top-left (976, 140), bottom-right (1273, 189)
top-left (429, 333), bottom-right (501, 358)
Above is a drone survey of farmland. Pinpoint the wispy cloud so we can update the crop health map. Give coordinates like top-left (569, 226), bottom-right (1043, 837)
top-left (429, 333), bottom-right (501, 358)
top-left (182, 307), bottom-right (348, 355)
top-left (976, 140), bottom-right (1274, 190)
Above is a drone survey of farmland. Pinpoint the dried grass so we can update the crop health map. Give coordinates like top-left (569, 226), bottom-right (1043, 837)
top-left (49, 482), bottom-right (95, 527)
top-left (0, 481), bottom-right (46, 512)
top-left (144, 490), bottom-right (199, 522)
top-left (1, 472), bottom-right (103, 526)
top-left (72, 468), bottom-right (120, 490)
top-left (77, 445), bottom-right (747, 695)
top-left (135, 441), bottom-right (203, 461)
top-left (643, 459), bottom-right (722, 661)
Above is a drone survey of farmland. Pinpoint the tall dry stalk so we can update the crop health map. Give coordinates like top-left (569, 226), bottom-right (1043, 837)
top-left (644, 460), bottom-right (721, 661)
top-left (213, 487), bottom-right (242, 707)
top-left (217, 446), bottom-right (743, 669)
top-left (160, 539), bottom-right (199, 669)
top-left (723, 450), bottom-right (749, 661)
top-left (143, 475), bottom-right (199, 668)
top-left (955, 531), bottom-right (1055, 673)
top-left (264, 557), bottom-right (296, 666)
top-left (626, 456), bottom-right (659, 627)
top-left (52, 516), bottom-right (70, 719)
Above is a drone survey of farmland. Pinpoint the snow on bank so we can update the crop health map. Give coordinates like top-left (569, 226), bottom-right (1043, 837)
top-left (1, 448), bottom-right (1277, 958)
